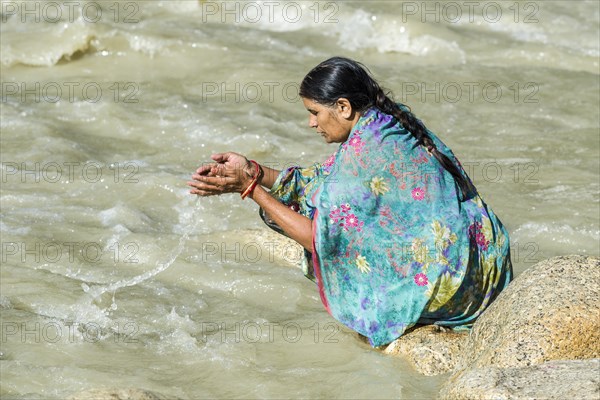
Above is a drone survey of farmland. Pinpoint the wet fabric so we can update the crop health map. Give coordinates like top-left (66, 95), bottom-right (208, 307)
top-left (265, 106), bottom-right (513, 347)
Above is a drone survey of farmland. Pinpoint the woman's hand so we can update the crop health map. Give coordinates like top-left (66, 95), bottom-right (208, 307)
top-left (188, 152), bottom-right (312, 250)
top-left (188, 152), bottom-right (255, 196)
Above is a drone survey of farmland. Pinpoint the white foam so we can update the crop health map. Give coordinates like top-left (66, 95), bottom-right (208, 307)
top-left (29, 300), bottom-right (114, 333)
top-left (0, 220), bottom-right (30, 235)
top-left (98, 203), bottom-right (152, 230)
top-left (0, 15), bottom-right (94, 67)
top-left (0, 296), bottom-right (12, 309)
top-left (336, 9), bottom-right (465, 62)
top-left (123, 33), bottom-right (180, 57)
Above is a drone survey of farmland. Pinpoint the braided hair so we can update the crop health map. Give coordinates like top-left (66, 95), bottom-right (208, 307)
top-left (299, 56), bottom-right (475, 200)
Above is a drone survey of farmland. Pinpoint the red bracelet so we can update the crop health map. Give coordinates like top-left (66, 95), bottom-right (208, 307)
top-left (241, 160), bottom-right (261, 199)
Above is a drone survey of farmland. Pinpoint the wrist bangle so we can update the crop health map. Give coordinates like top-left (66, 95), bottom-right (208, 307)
top-left (241, 160), bottom-right (261, 199)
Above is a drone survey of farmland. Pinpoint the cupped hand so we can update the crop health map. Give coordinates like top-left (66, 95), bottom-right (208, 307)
top-left (188, 152), bottom-right (255, 196)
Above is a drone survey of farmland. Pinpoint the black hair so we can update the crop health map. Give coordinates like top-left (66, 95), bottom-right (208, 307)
top-left (299, 56), bottom-right (476, 200)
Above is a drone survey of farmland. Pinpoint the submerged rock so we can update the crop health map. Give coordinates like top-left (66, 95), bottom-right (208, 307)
top-left (68, 388), bottom-right (174, 400)
top-left (383, 325), bottom-right (468, 375)
top-left (224, 228), bottom-right (305, 269)
top-left (439, 358), bottom-right (600, 400)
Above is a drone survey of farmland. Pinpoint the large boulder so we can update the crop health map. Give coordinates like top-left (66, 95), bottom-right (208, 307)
top-left (438, 255), bottom-right (600, 399)
top-left (454, 255), bottom-right (599, 370)
top-left (383, 325), bottom-right (468, 375)
top-left (385, 256), bottom-right (599, 376)
top-left (439, 358), bottom-right (600, 400)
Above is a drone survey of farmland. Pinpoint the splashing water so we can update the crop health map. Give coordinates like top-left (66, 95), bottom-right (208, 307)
top-left (83, 198), bottom-right (202, 308)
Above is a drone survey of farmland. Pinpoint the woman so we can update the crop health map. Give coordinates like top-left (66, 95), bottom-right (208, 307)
top-left (188, 57), bottom-right (513, 347)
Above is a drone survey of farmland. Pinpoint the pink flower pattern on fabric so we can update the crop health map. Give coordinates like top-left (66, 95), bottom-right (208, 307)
top-left (345, 214), bottom-right (359, 227)
top-left (323, 154), bottom-right (336, 168)
top-left (411, 187), bottom-right (426, 201)
top-left (348, 136), bottom-right (365, 155)
top-left (414, 273), bottom-right (428, 286)
top-left (349, 137), bottom-right (362, 146)
top-left (329, 205), bottom-right (363, 232)
top-left (468, 221), bottom-right (490, 251)
top-left (329, 207), bottom-right (342, 223)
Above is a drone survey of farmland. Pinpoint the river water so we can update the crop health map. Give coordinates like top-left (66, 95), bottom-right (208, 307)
top-left (0, 1), bottom-right (598, 398)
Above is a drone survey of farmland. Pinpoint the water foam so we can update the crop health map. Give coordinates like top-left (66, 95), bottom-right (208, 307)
top-left (83, 197), bottom-right (202, 306)
top-left (0, 15), bottom-right (94, 67)
top-left (336, 9), bottom-right (466, 62)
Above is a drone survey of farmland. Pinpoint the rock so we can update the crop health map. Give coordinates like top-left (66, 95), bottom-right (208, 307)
top-left (383, 325), bottom-right (468, 375)
top-left (220, 228), bottom-right (304, 269)
top-left (454, 255), bottom-right (600, 370)
top-left (250, 227), bottom-right (305, 268)
top-left (438, 358), bottom-right (600, 400)
top-left (68, 388), bottom-right (175, 400)
top-left (384, 256), bottom-right (599, 376)
top-left (437, 255), bottom-right (600, 399)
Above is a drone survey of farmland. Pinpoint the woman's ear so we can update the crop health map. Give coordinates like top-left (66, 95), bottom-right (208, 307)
top-left (336, 98), bottom-right (353, 119)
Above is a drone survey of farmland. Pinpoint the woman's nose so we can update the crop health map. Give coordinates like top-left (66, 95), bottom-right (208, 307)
top-left (309, 115), bottom-right (318, 128)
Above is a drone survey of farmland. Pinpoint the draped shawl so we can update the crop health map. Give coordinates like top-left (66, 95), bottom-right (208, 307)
top-left (263, 106), bottom-right (513, 346)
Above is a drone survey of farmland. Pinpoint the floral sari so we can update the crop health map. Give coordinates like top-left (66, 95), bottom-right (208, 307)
top-left (262, 106), bottom-right (513, 347)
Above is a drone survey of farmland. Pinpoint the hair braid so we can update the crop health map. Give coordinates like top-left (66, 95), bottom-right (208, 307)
top-left (372, 85), bottom-right (475, 199)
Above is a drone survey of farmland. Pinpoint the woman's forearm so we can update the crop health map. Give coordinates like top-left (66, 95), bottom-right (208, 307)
top-left (258, 164), bottom-right (281, 190)
top-left (248, 185), bottom-right (312, 251)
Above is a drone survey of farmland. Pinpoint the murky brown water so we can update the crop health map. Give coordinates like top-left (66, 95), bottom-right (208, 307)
top-left (1, 1), bottom-right (598, 398)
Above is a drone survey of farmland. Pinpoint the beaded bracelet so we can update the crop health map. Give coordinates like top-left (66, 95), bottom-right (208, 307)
top-left (241, 160), bottom-right (261, 199)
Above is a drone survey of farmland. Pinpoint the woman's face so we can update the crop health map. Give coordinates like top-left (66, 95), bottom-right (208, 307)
top-left (302, 97), bottom-right (359, 143)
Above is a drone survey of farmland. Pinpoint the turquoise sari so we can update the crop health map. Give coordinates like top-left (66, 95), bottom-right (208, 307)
top-left (262, 106), bottom-right (513, 347)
